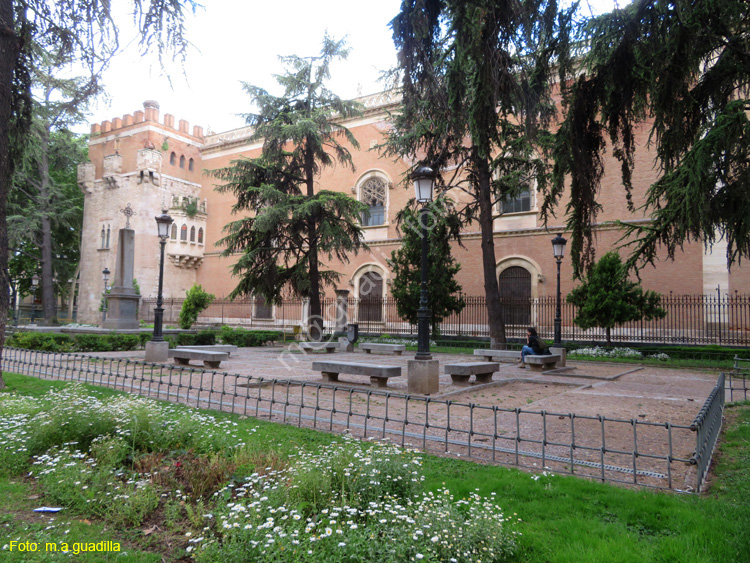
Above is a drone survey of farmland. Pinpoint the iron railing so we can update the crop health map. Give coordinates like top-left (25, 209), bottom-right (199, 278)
top-left (139, 293), bottom-right (750, 346)
top-left (2, 346), bottom-right (722, 492)
top-left (689, 373), bottom-right (725, 492)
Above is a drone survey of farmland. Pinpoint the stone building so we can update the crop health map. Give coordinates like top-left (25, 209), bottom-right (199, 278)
top-left (75, 96), bottom-right (749, 326)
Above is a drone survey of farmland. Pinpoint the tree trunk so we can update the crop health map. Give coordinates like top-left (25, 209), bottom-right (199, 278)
top-left (0, 0), bottom-right (19, 388)
top-left (38, 123), bottom-right (57, 324)
top-left (304, 139), bottom-right (323, 341)
top-left (476, 153), bottom-right (507, 349)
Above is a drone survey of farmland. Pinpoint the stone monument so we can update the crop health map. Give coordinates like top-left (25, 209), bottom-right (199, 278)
top-left (102, 205), bottom-right (141, 330)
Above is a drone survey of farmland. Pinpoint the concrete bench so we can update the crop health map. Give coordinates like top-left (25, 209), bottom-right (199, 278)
top-left (311, 360), bottom-right (401, 388)
top-left (299, 342), bottom-right (338, 353)
top-left (444, 362), bottom-right (500, 385)
top-left (359, 343), bottom-right (406, 355)
top-left (474, 349), bottom-right (519, 363)
top-left (175, 345), bottom-right (238, 355)
top-left (169, 348), bottom-right (229, 368)
top-left (525, 354), bottom-right (561, 372)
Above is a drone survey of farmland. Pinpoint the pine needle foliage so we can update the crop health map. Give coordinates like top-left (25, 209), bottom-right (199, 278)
top-left (566, 251), bottom-right (666, 347)
top-left (210, 36), bottom-right (367, 338)
top-left (387, 198), bottom-right (465, 334)
top-left (545, 0), bottom-right (750, 276)
top-left (384, 0), bottom-right (576, 347)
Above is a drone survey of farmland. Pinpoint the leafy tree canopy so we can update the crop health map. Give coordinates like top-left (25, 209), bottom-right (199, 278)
top-left (566, 251), bottom-right (666, 346)
top-left (545, 0), bottom-right (750, 276)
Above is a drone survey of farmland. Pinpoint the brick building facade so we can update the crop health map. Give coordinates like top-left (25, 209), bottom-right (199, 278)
top-left (75, 94), bottom-right (747, 325)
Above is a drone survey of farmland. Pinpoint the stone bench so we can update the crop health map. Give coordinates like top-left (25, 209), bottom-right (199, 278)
top-left (299, 342), bottom-right (338, 353)
top-left (525, 354), bottom-right (561, 372)
top-left (169, 348), bottom-right (229, 368)
top-left (175, 345), bottom-right (238, 355)
top-left (474, 349), bottom-right (519, 363)
top-left (311, 360), bottom-right (401, 388)
top-left (444, 362), bottom-right (500, 385)
top-left (359, 343), bottom-right (406, 355)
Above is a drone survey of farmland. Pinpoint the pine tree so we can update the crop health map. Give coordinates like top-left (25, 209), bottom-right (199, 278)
top-left (210, 36), bottom-right (367, 340)
top-left (566, 252), bottom-right (666, 347)
top-left (384, 0), bottom-right (575, 348)
top-left (545, 0), bottom-right (750, 276)
top-left (387, 198), bottom-right (465, 334)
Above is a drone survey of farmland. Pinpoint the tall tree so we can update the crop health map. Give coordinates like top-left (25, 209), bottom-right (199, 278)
top-left (210, 36), bottom-right (367, 340)
top-left (385, 0), bottom-right (575, 348)
top-left (0, 0), bottom-right (194, 387)
top-left (544, 0), bottom-right (750, 277)
top-left (388, 197), bottom-right (465, 334)
top-left (567, 251), bottom-right (666, 347)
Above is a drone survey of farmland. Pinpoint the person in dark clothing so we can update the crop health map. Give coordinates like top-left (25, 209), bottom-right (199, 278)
top-left (520, 327), bottom-right (547, 367)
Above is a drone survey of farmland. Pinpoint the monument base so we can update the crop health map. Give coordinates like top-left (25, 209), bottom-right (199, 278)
top-left (144, 340), bottom-right (169, 363)
top-left (101, 291), bottom-right (141, 330)
top-left (407, 359), bottom-right (439, 395)
top-left (549, 346), bottom-right (567, 367)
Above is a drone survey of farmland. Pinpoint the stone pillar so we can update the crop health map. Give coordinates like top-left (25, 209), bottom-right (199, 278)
top-left (102, 228), bottom-right (140, 330)
top-left (335, 289), bottom-right (353, 351)
top-left (550, 346), bottom-right (566, 367)
top-left (407, 359), bottom-right (439, 395)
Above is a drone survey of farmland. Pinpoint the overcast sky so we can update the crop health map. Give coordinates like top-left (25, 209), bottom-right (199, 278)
top-left (87, 0), bottom-right (620, 135)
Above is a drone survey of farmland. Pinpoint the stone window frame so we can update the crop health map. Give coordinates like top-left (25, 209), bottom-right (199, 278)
top-left (355, 170), bottom-right (390, 227)
top-left (197, 227), bottom-right (204, 245)
top-left (190, 226), bottom-right (196, 243)
top-left (180, 224), bottom-right (188, 241)
top-left (170, 224), bottom-right (177, 240)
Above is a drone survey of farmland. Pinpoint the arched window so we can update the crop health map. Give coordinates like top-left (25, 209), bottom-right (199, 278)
top-left (105, 226), bottom-right (110, 248)
top-left (358, 271), bottom-right (384, 323)
top-left (170, 224), bottom-right (177, 240)
top-left (180, 224), bottom-right (188, 241)
top-left (188, 158), bottom-right (194, 172)
top-left (101, 226), bottom-right (106, 248)
top-left (359, 176), bottom-right (387, 226)
top-left (170, 152), bottom-right (176, 165)
top-left (179, 155), bottom-right (185, 168)
top-left (197, 228), bottom-right (204, 244)
top-left (498, 266), bottom-right (531, 325)
top-left (501, 187), bottom-right (533, 214)
top-left (190, 226), bottom-right (196, 242)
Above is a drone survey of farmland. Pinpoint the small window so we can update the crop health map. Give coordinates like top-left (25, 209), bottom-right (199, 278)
top-left (179, 155), bottom-right (185, 168)
top-left (197, 227), bottom-right (204, 244)
top-left (190, 226), bottom-right (196, 242)
top-left (106, 226), bottom-right (110, 248)
top-left (359, 177), bottom-right (387, 226)
top-left (188, 158), bottom-right (194, 172)
top-left (170, 224), bottom-right (177, 240)
top-left (170, 152), bottom-right (176, 165)
top-left (180, 224), bottom-right (187, 241)
top-left (501, 188), bottom-right (532, 214)
top-left (100, 226), bottom-right (106, 248)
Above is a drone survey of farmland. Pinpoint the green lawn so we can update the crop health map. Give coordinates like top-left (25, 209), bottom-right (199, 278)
top-left (1, 371), bottom-right (747, 562)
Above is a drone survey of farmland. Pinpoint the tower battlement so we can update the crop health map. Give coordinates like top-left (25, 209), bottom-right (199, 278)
top-left (90, 100), bottom-right (204, 140)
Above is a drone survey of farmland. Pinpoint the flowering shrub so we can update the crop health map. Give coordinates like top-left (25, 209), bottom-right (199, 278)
top-left (568, 347), bottom-right (670, 361)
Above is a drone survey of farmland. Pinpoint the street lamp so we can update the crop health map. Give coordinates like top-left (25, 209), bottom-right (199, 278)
top-left (551, 233), bottom-right (567, 346)
top-left (152, 209), bottom-right (173, 342)
top-left (101, 268), bottom-right (110, 324)
top-left (412, 165), bottom-right (436, 360)
top-left (30, 274), bottom-right (39, 324)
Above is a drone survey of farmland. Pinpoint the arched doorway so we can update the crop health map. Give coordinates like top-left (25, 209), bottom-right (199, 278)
top-left (499, 266), bottom-right (531, 325)
top-left (358, 271), bottom-right (384, 323)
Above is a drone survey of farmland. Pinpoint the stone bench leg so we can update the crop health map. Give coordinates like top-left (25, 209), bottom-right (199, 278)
top-left (370, 377), bottom-right (388, 388)
top-left (394, 351), bottom-right (402, 356)
top-left (204, 360), bottom-right (221, 368)
top-left (475, 372), bottom-right (493, 384)
top-left (322, 372), bottom-right (339, 382)
top-left (326, 347), bottom-right (336, 353)
top-left (450, 374), bottom-right (471, 386)
top-left (364, 349), bottom-right (372, 353)
top-left (175, 358), bottom-right (190, 366)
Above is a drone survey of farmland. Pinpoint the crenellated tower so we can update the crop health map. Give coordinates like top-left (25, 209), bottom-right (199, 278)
top-left (76, 100), bottom-right (207, 325)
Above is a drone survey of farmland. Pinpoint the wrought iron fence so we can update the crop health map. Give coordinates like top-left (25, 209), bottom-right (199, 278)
top-left (140, 293), bottom-right (750, 346)
top-left (2, 346), bottom-right (723, 492)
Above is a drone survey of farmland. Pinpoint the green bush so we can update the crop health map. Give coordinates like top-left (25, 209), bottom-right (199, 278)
top-left (219, 327), bottom-right (281, 347)
top-left (196, 329), bottom-right (217, 345)
top-left (6, 332), bottom-right (73, 351)
top-left (179, 284), bottom-right (215, 329)
top-left (6, 332), bottom-right (141, 353)
top-left (177, 332), bottom-right (197, 347)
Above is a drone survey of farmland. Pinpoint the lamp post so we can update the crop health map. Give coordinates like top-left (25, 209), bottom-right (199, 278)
top-left (30, 274), bottom-right (39, 324)
top-left (152, 210), bottom-right (173, 342)
top-left (551, 234), bottom-right (567, 346)
top-left (412, 165), bottom-right (436, 360)
top-left (101, 268), bottom-right (110, 324)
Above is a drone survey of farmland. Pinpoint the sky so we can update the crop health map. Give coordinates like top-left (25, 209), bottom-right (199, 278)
top-left (86, 0), bottom-right (621, 135)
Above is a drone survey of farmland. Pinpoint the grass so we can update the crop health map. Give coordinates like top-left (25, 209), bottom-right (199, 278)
top-left (1, 371), bottom-right (748, 562)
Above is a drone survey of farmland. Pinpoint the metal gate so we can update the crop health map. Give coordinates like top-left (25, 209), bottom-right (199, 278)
top-left (499, 266), bottom-right (531, 326)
